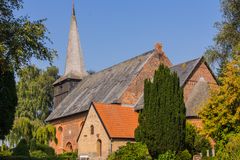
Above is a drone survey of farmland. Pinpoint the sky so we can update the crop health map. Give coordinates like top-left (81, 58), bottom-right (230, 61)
top-left (15, 0), bottom-right (222, 75)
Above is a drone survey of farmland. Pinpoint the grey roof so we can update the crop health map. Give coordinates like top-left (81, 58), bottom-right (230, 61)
top-left (135, 57), bottom-right (202, 111)
top-left (46, 50), bottom-right (154, 121)
top-left (186, 78), bottom-right (209, 117)
top-left (170, 57), bottom-right (202, 87)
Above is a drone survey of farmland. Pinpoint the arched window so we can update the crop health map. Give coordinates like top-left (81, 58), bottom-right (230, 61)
top-left (96, 139), bottom-right (102, 157)
top-left (57, 126), bottom-right (63, 146)
top-left (58, 126), bottom-right (63, 132)
top-left (90, 125), bottom-right (94, 135)
top-left (66, 142), bottom-right (73, 152)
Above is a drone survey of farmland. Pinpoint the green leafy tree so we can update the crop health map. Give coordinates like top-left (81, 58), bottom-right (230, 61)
top-left (7, 117), bottom-right (57, 147)
top-left (0, 0), bottom-right (56, 72)
top-left (199, 55), bottom-right (240, 142)
top-left (0, 69), bottom-right (17, 139)
top-left (108, 142), bottom-right (151, 160)
top-left (16, 65), bottom-right (59, 121)
top-left (135, 64), bottom-right (186, 158)
top-left (204, 0), bottom-right (240, 72)
top-left (216, 134), bottom-right (240, 160)
top-left (185, 123), bottom-right (210, 156)
top-left (0, 0), bottom-right (56, 140)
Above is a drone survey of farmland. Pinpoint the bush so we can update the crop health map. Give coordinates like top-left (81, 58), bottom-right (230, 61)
top-left (12, 139), bottom-right (29, 157)
top-left (216, 133), bottom-right (240, 160)
top-left (108, 142), bottom-right (151, 160)
top-left (158, 151), bottom-right (177, 160)
top-left (185, 123), bottom-right (211, 155)
top-left (30, 150), bottom-right (48, 159)
top-left (29, 138), bottom-right (38, 152)
top-left (0, 155), bottom-right (41, 160)
top-left (35, 144), bottom-right (55, 157)
top-left (177, 150), bottom-right (191, 160)
top-left (57, 152), bottom-right (77, 160)
top-left (0, 150), bottom-right (12, 156)
top-left (194, 134), bottom-right (211, 156)
top-left (29, 138), bottom-right (55, 157)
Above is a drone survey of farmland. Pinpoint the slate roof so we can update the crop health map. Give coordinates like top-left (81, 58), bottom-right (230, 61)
top-left (170, 57), bottom-right (202, 87)
top-left (46, 50), bottom-right (154, 121)
top-left (135, 57), bottom-right (202, 111)
top-left (93, 102), bottom-right (138, 139)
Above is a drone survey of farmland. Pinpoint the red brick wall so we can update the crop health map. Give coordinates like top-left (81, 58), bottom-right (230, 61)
top-left (120, 51), bottom-right (172, 105)
top-left (184, 62), bottom-right (218, 130)
top-left (183, 62), bottom-right (218, 103)
top-left (49, 112), bottom-right (87, 154)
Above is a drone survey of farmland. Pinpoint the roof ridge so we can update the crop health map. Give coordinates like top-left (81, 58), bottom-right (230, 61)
top-left (170, 57), bottom-right (202, 68)
top-left (92, 49), bottom-right (154, 75)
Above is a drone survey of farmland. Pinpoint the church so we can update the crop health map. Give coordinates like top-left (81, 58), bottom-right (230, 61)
top-left (46, 3), bottom-right (218, 160)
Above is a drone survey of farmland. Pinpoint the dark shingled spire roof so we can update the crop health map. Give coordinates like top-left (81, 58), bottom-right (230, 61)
top-left (135, 57), bottom-right (203, 111)
top-left (46, 50), bottom-right (154, 121)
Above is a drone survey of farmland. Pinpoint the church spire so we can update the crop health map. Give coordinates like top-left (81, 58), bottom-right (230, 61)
top-left (64, 0), bottom-right (87, 78)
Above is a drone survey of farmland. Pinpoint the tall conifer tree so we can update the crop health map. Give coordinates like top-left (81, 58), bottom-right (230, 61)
top-left (135, 64), bottom-right (186, 158)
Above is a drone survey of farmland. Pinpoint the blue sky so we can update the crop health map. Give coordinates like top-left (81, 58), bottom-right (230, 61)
top-left (16, 0), bottom-right (221, 75)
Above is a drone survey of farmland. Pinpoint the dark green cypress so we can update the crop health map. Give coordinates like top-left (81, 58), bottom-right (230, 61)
top-left (0, 69), bottom-right (18, 140)
top-left (135, 64), bottom-right (186, 158)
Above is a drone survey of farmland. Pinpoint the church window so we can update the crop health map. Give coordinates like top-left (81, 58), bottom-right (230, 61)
top-left (90, 125), bottom-right (94, 135)
top-left (96, 139), bottom-right (102, 157)
top-left (66, 142), bottom-right (73, 152)
top-left (58, 126), bottom-right (63, 132)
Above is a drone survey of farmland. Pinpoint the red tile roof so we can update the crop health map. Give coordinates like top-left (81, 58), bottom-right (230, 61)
top-left (93, 102), bottom-right (138, 139)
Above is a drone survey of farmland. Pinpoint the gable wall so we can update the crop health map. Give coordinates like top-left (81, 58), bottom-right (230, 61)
top-left (183, 62), bottom-right (218, 103)
top-left (78, 106), bottom-right (111, 160)
top-left (49, 112), bottom-right (87, 154)
top-left (120, 52), bottom-right (172, 105)
top-left (184, 62), bottom-right (218, 129)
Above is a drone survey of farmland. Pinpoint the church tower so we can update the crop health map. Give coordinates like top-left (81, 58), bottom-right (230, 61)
top-left (53, 1), bottom-right (87, 108)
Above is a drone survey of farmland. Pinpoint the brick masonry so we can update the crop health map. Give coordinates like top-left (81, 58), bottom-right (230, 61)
top-left (50, 56), bottom-right (218, 156)
top-left (120, 51), bottom-right (172, 105)
top-left (183, 62), bottom-right (218, 103)
top-left (78, 105), bottom-right (133, 160)
top-left (49, 112), bottom-right (87, 154)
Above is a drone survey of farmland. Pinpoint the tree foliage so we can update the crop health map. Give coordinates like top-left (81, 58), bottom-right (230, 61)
top-left (135, 64), bottom-right (186, 158)
top-left (0, 0), bottom-right (56, 73)
top-left (108, 142), bottom-right (151, 160)
top-left (216, 134), bottom-right (240, 160)
top-left (0, 0), bottom-right (56, 140)
top-left (204, 0), bottom-right (240, 70)
top-left (185, 123), bottom-right (210, 156)
top-left (12, 138), bottom-right (29, 157)
top-left (199, 55), bottom-right (240, 141)
top-left (16, 65), bottom-right (59, 121)
top-left (0, 69), bottom-right (17, 139)
top-left (7, 117), bottom-right (57, 147)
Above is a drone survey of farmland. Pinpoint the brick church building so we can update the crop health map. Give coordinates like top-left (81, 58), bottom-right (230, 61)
top-left (46, 3), bottom-right (218, 160)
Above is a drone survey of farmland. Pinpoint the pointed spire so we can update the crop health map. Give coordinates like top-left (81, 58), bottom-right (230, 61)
top-left (72, 0), bottom-right (75, 16)
top-left (64, 1), bottom-right (87, 78)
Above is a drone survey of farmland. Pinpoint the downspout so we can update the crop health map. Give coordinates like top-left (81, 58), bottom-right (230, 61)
top-left (110, 138), bottom-right (113, 154)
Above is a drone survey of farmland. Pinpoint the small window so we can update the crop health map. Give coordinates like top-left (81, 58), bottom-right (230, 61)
top-left (58, 126), bottom-right (63, 132)
top-left (66, 142), bottom-right (73, 152)
top-left (97, 139), bottom-right (102, 157)
top-left (90, 125), bottom-right (94, 135)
